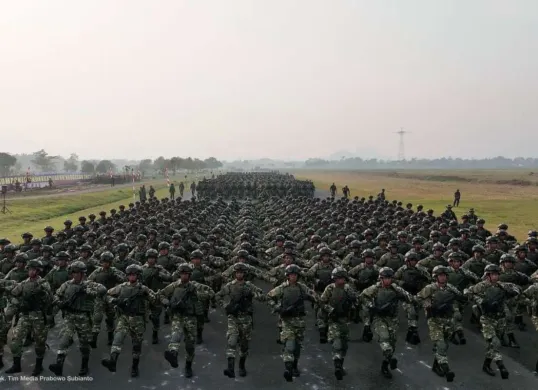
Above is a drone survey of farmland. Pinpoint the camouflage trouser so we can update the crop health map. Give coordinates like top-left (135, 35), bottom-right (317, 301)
top-left (149, 303), bottom-right (162, 331)
top-left (327, 319), bottom-right (349, 360)
top-left (426, 317), bottom-right (453, 364)
top-left (226, 314), bottom-right (253, 358)
top-left (168, 314), bottom-right (197, 362)
top-left (280, 316), bottom-right (305, 362)
top-left (504, 298), bottom-right (517, 333)
top-left (92, 298), bottom-right (116, 333)
top-left (480, 315), bottom-right (506, 362)
top-left (532, 315), bottom-right (538, 331)
top-left (315, 306), bottom-right (327, 329)
top-left (110, 314), bottom-right (146, 359)
top-left (402, 301), bottom-right (419, 328)
top-left (372, 316), bottom-right (398, 359)
top-left (11, 311), bottom-right (48, 358)
top-left (0, 311), bottom-right (6, 356)
top-left (57, 312), bottom-right (92, 355)
top-left (452, 303), bottom-right (464, 331)
top-left (360, 305), bottom-right (371, 326)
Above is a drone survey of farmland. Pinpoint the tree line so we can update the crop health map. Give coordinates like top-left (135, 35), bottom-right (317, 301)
top-left (0, 150), bottom-right (223, 177)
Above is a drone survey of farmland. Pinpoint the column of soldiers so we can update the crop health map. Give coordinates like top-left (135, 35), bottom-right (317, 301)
top-left (0, 172), bottom-right (537, 384)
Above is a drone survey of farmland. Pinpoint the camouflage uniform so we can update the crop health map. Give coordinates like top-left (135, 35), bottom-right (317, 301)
top-left (0, 279), bottom-right (16, 369)
top-left (267, 273), bottom-right (317, 382)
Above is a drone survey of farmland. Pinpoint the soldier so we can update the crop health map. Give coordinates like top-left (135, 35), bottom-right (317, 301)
top-left (377, 240), bottom-right (404, 271)
top-left (522, 282), bottom-right (538, 372)
top-left (45, 251), bottom-right (70, 327)
top-left (0, 278), bottom-right (16, 369)
top-left (5, 259), bottom-right (53, 375)
top-left (319, 267), bottom-right (357, 380)
top-left (267, 264), bottom-right (318, 382)
top-left (159, 264), bottom-right (214, 378)
top-left (49, 261), bottom-right (107, 376)
top-left (464, 264), bottom-right (520, 379)
top-left (101, 264), bottom-right (158, 377)
top-left (418, 243), bottom-right (448, 273)
top-left (394, 252), bottom-right (431, 345)
top-left (140, 248), bottom-right (172, 344)
top-left (216, 263), bottom-right (266, 378)
top-left (359, 267), bottom-right (414, 379)
top-left (88, 251), bottom-right (126, 348)
top-left (446, 252), bottom-right (480, 344)
top-left (417, 266), bottom-right (466, 383)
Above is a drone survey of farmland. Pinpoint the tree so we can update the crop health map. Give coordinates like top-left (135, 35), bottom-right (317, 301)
top-left (169, 157), bottom-right (183, 175)
top-left (153, 156), bottom-right (169, 174)
top-left (95, 160), bottom-right (115, 174)
top-left (80, 160), bottom-right (95, 174)
top-left (31, 149), bottom-right (59, 172)
top-left (63, 153), bottom-right (79, 172)
top-left (0, 152), bottom-right (17, 176)
top-left (204, 157), bottom-right (223, 169)
top-left (138, 159), bottom-right (153, 172)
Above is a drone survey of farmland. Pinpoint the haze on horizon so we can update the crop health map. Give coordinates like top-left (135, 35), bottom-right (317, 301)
top-left (1, 1), bottom-right (537, 162)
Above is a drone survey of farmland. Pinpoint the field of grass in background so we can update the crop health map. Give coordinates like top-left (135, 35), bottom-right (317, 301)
top-left (294, 170), bottom-right (538, 241)
top-left (0, 174), bottom-right (203, 243)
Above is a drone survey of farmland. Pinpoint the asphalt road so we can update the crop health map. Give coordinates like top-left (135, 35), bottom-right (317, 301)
top-left (3, 190), bottom-right (537, 389)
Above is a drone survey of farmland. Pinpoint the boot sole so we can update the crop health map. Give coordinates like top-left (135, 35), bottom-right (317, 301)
top-left (335, 369), bottom-right (343, 380)
top-left (483, 368), bottom-right (496, 377)
top-left (446, 372), bottom-right (455, 382)
top-left (223, 369), bottom-right (235, 378)
top-left (164, 351), bottom-right (179, 368)
top-left (284, 371), bottom-right (293, 382)
top-left (390, 358), bottom-right (398, 370)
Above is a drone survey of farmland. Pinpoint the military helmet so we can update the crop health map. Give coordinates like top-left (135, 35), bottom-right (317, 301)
top-left (199, 242), bottom-right (211, 249)
top-left (362, 249), bottom-right (375, 258)
top-left (69, 261), bottom-right (87, 273)
top-left (432, 243), bottom-right (445, 252)
top-left (42, 245), bottom-right (54, 253)
top-left (448, 238), bottom-right (460, 246)
top-left (56, 251), bottom-right (70, 259)
top-left (275, 235), bottom-right (285, 242)
top-left (448, 252), bottom-right (463, 261)
top-left (116, 243), bottom-right (129, 253)
top-left (378, 267), bottom-right (394, 278)
top-left (432, 265), bottom-right (450, 277)
top-left (283, 240), bottom-right (295, 248)
top-left (146, 248), bottom-right (158, 258)
top-left (190, 249), bottom-right (204, 259)
top-left (331, 267), bottom-right (348, 279)
top-left (514, 244), bottom-right (527, 253)
top-left (237, 249), bottom-right (249, 259)
top-left (3, 244), bottom-right (16, 253)
top-left (405, 252), bottom-right (420, 262)
top-left (158, 242), bottom-right (171, 250)
top-left (388, 240), bottom-right (399, 249)
top-left (27, 259), bottom-right (42, 269)
top-left (177, 264), bottom-right (192, 274)
top-left (125, 264), bottom-right (143, 275)
top-left (499, 253), bottom-right (516, 263)
top-left (233, 263), bottom-right (249, 273)
top-left (484, 264), bottom-right (500, 275)
top-left (472, 244), bottom-right (485, 253)
top-left (100, 251), bottom-right (114, 262)
top-left (15, 253), bottom-right (28, 263)
top-left (137, 234), bottom-right (147, 242)
top-left (310, 235), bottom-right (322, 242)
top-left (285, 264), bottom-right (301, 275)
top-left (30, 238), bottom-right (42, 246)
top-left (319, 247), bottom-right (332, 256)
top-left (350, 240), bottom-right (361, 249)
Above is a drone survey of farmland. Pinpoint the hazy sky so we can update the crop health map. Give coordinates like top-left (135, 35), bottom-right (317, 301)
top-left (1, 1), bottom-right (537, 161)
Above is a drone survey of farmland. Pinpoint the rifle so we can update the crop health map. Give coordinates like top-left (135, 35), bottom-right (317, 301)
top-left (225, 287), bottom-right (251, 316)
top-left (280, 288), bottom-right (305, 318)
top-left (116, 286), bottom-right (143, 315)
top-left (169, 286), bottom-right (193, 313)
top-left (59, 284), bottom-right (86, 310)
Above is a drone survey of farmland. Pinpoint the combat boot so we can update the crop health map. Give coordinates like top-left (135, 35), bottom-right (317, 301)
top-left (223, 357), bottom-right (235, 378)
top-left (381, 359), bottom-right (392, 378)
top-left (362, 325), bottom-right (373, 342)
top-left (49, 354), bottom-right (66, 376)
top-left (283, 361), bottom-right (294, 382)
top-left (496, 360), bottom-right (509, 379)
top-left (196, 329), bottom-right (203, 344)
top-left (164, 350), bottom-right (179, 368)
top-left (319, 327), bottom-right (328, 344)
top-left (107, 331), bottom-right (114, 346)
top-left (238, 356), bottom-right (247, 377)
top-left (5, 357), bottom-right (22, 374)
top-left (390, 357), bottom-right (398, 370)
top-left (406, 326), bottom-right (420, 345)
top-left (276, 327), bottom-right (282, 344)
top-left (482, 358), bottom-right (495, 376)
top-left (90, 332), bottom-right (99, 348)
top-left (334, 359), bottom-right (344, 380)
top-left (432, 358), bottom-right (444, 377)
top-left (0, 355), bottom-right (3, 370)
top-left (184, 360), bottom-right (193, 378)
top-left (31, 357), bottom-right (44, 376)
top-left (514, 315), bottom-right (526, 331)
top-left (449, 332), bottom-right (460, 345)
top-left (440, 363), bottom-right (455, 382)
top-left (79, 353), bottom-right (90, 376)
top-left (152, 330), bottom-right (159, 345)
top-left (456, 329), bottom-right (466, 345)
top-left (164, 312), bottom-right (170, 325)
top-left (131, 358), bottom-right (139, 377)
top-left (101, 352), bottom-right (119, 372)
top-left (507, 333), bottom-right (520, 348)
top-left (292, 358), bottom-right (300, 377)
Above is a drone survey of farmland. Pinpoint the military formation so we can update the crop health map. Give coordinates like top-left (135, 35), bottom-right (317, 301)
top-left (0, 171), bottom-right (537, 385)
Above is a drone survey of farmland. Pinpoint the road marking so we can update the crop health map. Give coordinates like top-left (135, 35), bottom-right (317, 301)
top-left (418, 360), bottom-right (432, 369)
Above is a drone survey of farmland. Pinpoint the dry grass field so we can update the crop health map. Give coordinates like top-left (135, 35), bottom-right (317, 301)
top-left (294, 169), bottom-right (538, 241)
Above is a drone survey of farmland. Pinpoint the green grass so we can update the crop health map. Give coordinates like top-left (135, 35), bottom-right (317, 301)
top-left (0, 174), bottom-right (202, 243)
top-left (295, 170), bottom-right (538, 242)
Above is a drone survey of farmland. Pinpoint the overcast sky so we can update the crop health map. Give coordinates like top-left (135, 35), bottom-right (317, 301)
top-left (1, 1), bottom-right (536, 161)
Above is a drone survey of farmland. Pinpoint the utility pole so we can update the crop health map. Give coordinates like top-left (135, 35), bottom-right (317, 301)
top-left (395, 128), bottom-right (410, 161)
